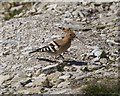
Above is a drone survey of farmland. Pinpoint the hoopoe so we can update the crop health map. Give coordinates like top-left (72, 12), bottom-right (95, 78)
top-left (29, 27), bottom-right (76, 58)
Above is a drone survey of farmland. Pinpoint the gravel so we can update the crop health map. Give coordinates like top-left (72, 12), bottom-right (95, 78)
top-left (0, 2), bottom-right (119, 94)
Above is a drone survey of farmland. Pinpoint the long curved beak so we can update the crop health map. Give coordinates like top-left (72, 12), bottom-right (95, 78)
top-left (75, 36), bottom-right (85, 44)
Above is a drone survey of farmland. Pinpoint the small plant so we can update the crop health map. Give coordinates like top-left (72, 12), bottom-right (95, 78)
top-left (82, 78), bottom-right (119, 96)
top-left (4, 9), bottom-right (22, 20)
top-left (3, 2), bottom-right (33, 20)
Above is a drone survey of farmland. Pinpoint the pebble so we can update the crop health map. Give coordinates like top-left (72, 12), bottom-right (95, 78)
top-left (46, 88), bottom-right (72, 94)
top-left (32, 74), bottom-right (50, 87)
top-left (47, 71), bottom-right (62, 86)
top-left (57, 81), bottom-right (70, 88)
top-left (99, 58), bottom-right (108, 64)
top-left (90, 46), bottom-right (106, 58)
top-left (20, 78), bottom-right (32, 87)
top-left (26, 7), bottom-right (37, 15)
top-left (2, 2), bottom-right (11, 10)
top-left (87, 64), bottom-right (102, 71)
top-left (59, 73), bottom-right (71, 80)
top-left (47, 71), bottom-right (62, 81)
top-left (0, 75), bottom-right (10, 86)
top-left (91, 57), bottom-right (100, 62)
top-left (25, 87), bottom-right (42, 94)
top-left (42, 64), bottom-right (59, 74)
top-left (10, 5), bottom-right (23, 11)
top-left (47, 4), bottom-right (57, 10)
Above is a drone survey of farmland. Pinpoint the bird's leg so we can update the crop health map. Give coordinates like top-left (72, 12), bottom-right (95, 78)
top-left (59, 54), bottom-right (64, 60)
top-left (54, 54), bottom-right (64, 63)
top-left (55, 54), bottom-right (64, 59)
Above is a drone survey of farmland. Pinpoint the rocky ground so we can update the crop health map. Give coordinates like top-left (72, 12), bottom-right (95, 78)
top-left (0, 2), bottom-right (119, 94)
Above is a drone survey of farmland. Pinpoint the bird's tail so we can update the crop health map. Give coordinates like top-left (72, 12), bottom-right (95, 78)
top-left (29, 46), bottom-right (51, 54)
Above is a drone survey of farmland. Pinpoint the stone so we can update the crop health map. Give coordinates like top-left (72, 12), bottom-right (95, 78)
top-left (2, 2), bottom-right (11, 10)
top-left (26, 7), bottom-right (37, 15)
top-left (0, 75), bottom-right (10, 86)
top-left (32, 73), bottom-right (50, 88)
top-left (14, 12), bottom-right (24, 18)
top-left (42, 64), bottom-right (59, 74)
top-left (20, 78), bottom-right (32, 87)
top-left (100, 58), bottom-right (108, 64)
top-left (103, 72), bottom-right (117, 78)
top-left (59, 73), bottom-right (71, 80)
top-left (34, 69), bottom-right (42, 77)
top-left (11, 82), bottom-right (21, 90)
top-left (63, 66), bottom-right (71, 71)
top-left (47, 71), bottom-right (62, 86)
top-left (25, 82), bottom-right (33, 88)
top-left (47, 4), bottom-right (57, 10)
top-left (25, 87), bottom-right (42, 94)
top-left (10, 5), bottom-right (23, 11)
top-left (46, 88), bottom-right (72, 94)
top-left (2, 50), bottom-right (10, 56)
top-left (57, 81), bottom-right (70, 88)
top-left (87, 64), bottom-right (102, 71)
top-left (47, 71), bottom-right (62, 81)
top-left (90, 46), bottom-right (106, 58)
top-left (91, 57), bottom-right (100, 62)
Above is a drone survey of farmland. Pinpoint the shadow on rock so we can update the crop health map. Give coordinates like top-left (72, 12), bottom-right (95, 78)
top-left (63, 60), bottom-right (87, 66)
top-left (36, 58), bottom-right (57, 63)
top-left (37, 57), bottom-right (87, 66)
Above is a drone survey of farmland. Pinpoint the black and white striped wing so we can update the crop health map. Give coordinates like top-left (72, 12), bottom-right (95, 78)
top-left (29, 41), bottom-right (60, 54)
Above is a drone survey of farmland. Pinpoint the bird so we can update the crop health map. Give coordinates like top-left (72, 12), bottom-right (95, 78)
top-left (29, 27), bottom-right (76, 59)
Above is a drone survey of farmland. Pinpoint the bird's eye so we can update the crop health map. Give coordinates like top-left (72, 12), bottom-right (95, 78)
top-left (69, 34), bottom-right (72, 36)
top-left (68, 28), bottom-right (71, 30)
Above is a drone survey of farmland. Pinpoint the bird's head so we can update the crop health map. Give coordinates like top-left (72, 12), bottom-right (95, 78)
top-left (66, 32), bottom-right (76, 40)
top-left (58, 27), bottom-right (76, 40)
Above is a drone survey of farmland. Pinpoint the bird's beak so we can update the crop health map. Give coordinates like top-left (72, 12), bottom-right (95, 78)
top-left (75, 36), bottom-right (85, 44)
top-left (58, 27), bottom-right (65, 30)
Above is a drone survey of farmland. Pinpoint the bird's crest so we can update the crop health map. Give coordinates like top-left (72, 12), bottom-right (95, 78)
top-left (58, 27), bottom-right (74, 34)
